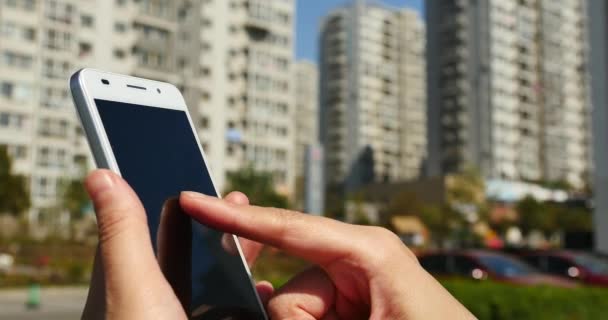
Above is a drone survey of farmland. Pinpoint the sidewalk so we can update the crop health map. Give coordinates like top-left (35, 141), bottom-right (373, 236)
top-left (0, 287), bottom-right (87, 320)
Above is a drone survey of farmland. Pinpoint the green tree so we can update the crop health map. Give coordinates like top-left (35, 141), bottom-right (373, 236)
top-left (419, 204), bottom-right (458, 247)
top-left (516, 196), bottom-right (593, 236)
top-left (446, 167), bottom-right (485, 206)
top-left (324, 183), bottom-right (345, 220)
top-left (59, 178), bottom-right (90, 220)
top-left (0, 145), bottom-right (30, 215)
top-left (384, 191), bottom-right (459, 247)
top-left (347, 192), bottom-right (373, 225)
top-left (225, 167), bottom-right (289, 208)
top-left (551, 204), bottom-right (592, 232)
top-left (544, 180), bottom-right (573, 191)
top-left (516, 196), bottom-right (555, 235)
top-left (445, 167), bottom-right (488, 247)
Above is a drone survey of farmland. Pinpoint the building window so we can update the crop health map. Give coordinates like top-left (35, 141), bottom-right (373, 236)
top-left (81, 15), bottom-right (94, 28)
top-left (79, 42), bottom-right (92, 57)
top-left (200, 117), bottom-right (209, 129)
top-left (1, 82), bottom-right (14, 98)
top-left (2, 51), bottom-right (33, 69)
top-left (7, 145), bottom-right (27, 159)
top-left (45, 29), bottom-right (72, 51)
top-left (23, 27), bottom-right (36, 41)
top-left (114, 22), bottom-right (127, 33)
top-left (0, 113), bottom-right (10, 127)
top-left (178, 57), bottom-right (188, 69)
top-left (113, 49), bottom-right (125, 59)
top-left (5, 0), bottom-right (35, 10)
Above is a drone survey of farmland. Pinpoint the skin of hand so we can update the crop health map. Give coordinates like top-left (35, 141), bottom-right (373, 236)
top-left (82, 169), bottom-right (475, 320)
top-left (81, 170), bottom-right (269, 319)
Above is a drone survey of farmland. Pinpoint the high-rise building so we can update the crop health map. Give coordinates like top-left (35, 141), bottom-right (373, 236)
top-left (319, 2), bottom-right (427, 191)
top-left (180, 0), bottom-right (296, 196)
top-left (427, 0), bottom-right (591, 188)
top-left (588, 0), bottom-right (608, 253)
top-left (0, 0), bottom-right (143, 224)
top-left (0, 0), bottom-right (296, 225)
top-left (294, 61), bottom-right (319, 207)
top-left (398, 9), bottom-right (427, 181)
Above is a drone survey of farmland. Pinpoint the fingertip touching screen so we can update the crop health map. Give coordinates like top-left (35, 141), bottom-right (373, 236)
top-left (95, 99), bottom-right (266, 320)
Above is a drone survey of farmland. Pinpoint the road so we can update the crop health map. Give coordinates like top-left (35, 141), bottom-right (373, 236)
top-left (0, 287), bottom-right (87, 320)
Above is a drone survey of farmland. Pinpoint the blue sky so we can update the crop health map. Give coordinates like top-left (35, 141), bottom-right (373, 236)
top-left (295, 0), bottom-right (425, 62)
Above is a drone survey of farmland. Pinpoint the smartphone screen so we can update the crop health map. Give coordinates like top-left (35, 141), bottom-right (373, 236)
top-left (94, 99), bottom-right (266, 320)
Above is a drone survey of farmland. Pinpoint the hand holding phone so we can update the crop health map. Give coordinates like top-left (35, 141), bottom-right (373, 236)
top-left (82, 170), bottom-right (475, 320)
top-left (71, 69), bottom-right (267, 319)
top-left (73, 69), bottom-right (473, 320)
top-left (82, 171), bottom-right (273, 320)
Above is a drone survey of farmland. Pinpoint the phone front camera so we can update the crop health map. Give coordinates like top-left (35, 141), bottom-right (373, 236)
top-left (101, 79), bottom-right (110, 85)
top-left (157, 88), bottom-right (161, 94)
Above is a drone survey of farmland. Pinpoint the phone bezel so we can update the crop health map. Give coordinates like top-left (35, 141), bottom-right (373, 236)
top-left (70, 68), bottom-right (267, 318)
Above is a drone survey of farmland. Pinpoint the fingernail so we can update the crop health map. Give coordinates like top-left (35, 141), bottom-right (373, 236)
top-left (88, 171), bottom-right (115, 196)
top-left (181, 191), bottom-right (213, 200)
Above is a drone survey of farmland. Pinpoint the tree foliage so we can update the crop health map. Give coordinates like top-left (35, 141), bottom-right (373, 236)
top-left (59, 179), bottom-right (90, 219)
top-left (516, 196), bottom-right (592, 236)
top-left (225, 167), bottom-right (289, 209)
top-left (324, 183), bottom-right (345, 220)
top-left (516, 196), bottom-right (550, 234)
top-left (0, 145), bottom-right (30, 215)
top-left (446, 167), bottom-right (485, 206)
top-left (385, 191), bottom-right (459, 247)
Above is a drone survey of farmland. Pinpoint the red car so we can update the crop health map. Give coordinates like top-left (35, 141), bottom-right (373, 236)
top-left (418, 250), bottom-right (576, 288)
top-left (520, 251), bottom-right (608, 287)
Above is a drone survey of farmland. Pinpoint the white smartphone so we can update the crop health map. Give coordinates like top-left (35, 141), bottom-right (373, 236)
top-left (70, 69), bottom-right (267, 319)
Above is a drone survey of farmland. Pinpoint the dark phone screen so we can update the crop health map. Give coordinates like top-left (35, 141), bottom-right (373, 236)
top-left (95, 99), bottom-right (266, 320)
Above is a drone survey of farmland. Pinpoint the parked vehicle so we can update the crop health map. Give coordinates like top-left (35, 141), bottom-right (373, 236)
top-left (418, 250), bottom-right (575, 288)
top-left (520, 250), bottom-right (608, 287)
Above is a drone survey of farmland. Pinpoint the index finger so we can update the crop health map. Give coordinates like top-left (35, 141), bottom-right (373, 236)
top-left (179, 192), bottom-right (354, 265)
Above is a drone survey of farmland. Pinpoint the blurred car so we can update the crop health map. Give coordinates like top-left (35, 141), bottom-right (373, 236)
top-left (418, 250), bottom-right (576, 288)
top-left (520, 251), bottom-right (608, 287)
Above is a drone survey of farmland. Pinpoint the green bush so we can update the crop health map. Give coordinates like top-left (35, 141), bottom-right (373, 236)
top-left (443, 280), bottom-right (608, 320)
top-left (253, 251), bottom-right (608, 320)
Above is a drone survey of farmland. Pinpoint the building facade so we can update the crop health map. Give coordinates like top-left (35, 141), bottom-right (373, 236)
top-left (294, 61), bottom-right (319, 207)
top-left (0, 0), bottom-right (142, 224)
top-left (588, 0), bottom-right (608, 253)
top-left (0, 0), bottom-right (296, 225)
top-left (319, 2), bottom-right (427, 191)
top-left (427, 0), bottom-right (590, 188)
top-left (191, 0), bottom-right (296, 196)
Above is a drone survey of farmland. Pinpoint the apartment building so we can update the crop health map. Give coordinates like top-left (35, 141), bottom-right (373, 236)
top-left (398, 9), bottom-right (427, 181)
top-left (294, 61), bottom-right (319, 206)
top-left (0, 0), bottom-right (296, 225)
top-left (179, 0), bottom-right (296, 196)
top-left (0, 0), bottom-right (140, 224)
top-left (319, 2), bottom-right (427, 190)
top-left (427, 0), bottom-right (590, 188)
top-left (588, 0), bottom-right (608, 253)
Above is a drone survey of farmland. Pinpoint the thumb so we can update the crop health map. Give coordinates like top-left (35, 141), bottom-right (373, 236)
top-left (85, 170), bottom-right (162, 299)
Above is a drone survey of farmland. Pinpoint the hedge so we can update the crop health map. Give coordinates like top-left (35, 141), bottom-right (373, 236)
top-left (443, 280), bottom-right (608, 320)
top-left (254, 251), bottom-right (608, 319)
